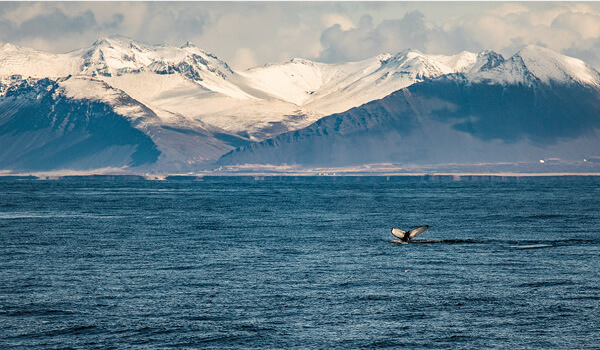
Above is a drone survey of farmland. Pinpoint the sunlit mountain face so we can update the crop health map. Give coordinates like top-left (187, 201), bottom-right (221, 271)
top-left (1, 37), bottom-right (600, 173)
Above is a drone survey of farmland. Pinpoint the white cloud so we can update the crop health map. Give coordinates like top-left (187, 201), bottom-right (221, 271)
top-left (490, 3), bottom-right (529, 17)
top-left (0, 2), bottom-right (47, 24)
top-left (318, 11), bottom-right (475, 63)
top-left (321, 13), bottom-right (355, 30)
top-left (231, 48), bottom-right (258, 71)
top-left (317, 3), bottom-right (600, 68)
top-left (2, 2), bottom-right (600, 70)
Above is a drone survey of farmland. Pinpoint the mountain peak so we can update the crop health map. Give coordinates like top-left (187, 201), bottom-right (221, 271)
top-left (469, 45), bottom-right (600, 87)
top-left (512, 45), bottom-right (600, 86)
top-left (94, 35), bottom-right (137, 44)
top-left (398, 48), bottom-right (424, 55)
top-left (1, 42), bottom-right (19, 51)
top-left (92, 37), bottom-right (110, 46)
top-left (289, 57), bottom-right (318, 66)
top-left (470, 50), bottom-right (504, 72)
top-left (429, 51), bottom-right (478, 73)
top-left (376, 53), bottom-right (393, 63)
top-left (381, 49), bottom-right (456, 78)
top-left (392, 48), bottom-right (426, 61)
top-left (181, 41), bottom-right (196, 49)
top-left (92, 36), bottom-right (126, 47)
top-left (516, 44), bottom-right (552, 55)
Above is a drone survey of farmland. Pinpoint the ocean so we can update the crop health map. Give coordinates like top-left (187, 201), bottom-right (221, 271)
top-left (1, 176), bottom-right (599, 349)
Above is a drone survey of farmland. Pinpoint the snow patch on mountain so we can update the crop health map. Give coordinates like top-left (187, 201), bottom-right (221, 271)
top-left (74, 36), bottom-right (254, 100)
top-left (0, 43), bottom-right (78, 78)
top-left (53, 75), bottom-right (250, 170)
top-left (241, 58), bottom-right (328, 105)
top-left (474, 45), bottom-right (600, 86)
top-left (430, 51), bottom-right (478, 72)
top-left (242, 49), bottom-right (501, 116)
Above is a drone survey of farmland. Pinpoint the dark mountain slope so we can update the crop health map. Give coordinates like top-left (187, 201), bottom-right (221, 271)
top-left (218, 75), bottom-right (600, 169)
top-left (0, 78), bottom-right (160, 171)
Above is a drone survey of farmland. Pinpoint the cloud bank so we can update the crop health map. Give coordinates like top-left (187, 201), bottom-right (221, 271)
top-left (2, 2), bottom-right (600, 70)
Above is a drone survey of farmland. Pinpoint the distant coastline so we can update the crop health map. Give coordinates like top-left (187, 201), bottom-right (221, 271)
top-left (2, 173), bottom-right (600, 181)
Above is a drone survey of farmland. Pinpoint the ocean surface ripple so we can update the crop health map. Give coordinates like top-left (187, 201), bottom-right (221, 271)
top-left (1, 177), bottom-right (599, 349)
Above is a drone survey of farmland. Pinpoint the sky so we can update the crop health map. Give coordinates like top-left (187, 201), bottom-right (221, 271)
top-left (2, 2), bottom-right (600, 70)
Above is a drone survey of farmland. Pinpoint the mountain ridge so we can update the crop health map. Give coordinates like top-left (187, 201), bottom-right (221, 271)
top-left (1, 36), bottom-right (600, 172)
top-left (218, 45), bottom-right (600, 172)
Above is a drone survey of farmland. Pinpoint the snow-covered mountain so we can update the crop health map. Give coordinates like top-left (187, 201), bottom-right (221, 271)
top-left (473, 45), bottom-right (600, 86)
top-left (1, 36), bottom-right (599, 172)
top-left (241, 49), bottom-right (503, 116)
top-left (219, 46), bottom-right (600, 173)
top-left (0, 77), bottom-right (160, 171)
top-left (0, 37), bottom-right (503, 139)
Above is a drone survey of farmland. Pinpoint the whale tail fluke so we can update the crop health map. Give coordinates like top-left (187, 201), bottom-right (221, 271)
top-left (391, 225), bottom-right (429, 242)
top-left (391, 228), bottom-right (408, 239)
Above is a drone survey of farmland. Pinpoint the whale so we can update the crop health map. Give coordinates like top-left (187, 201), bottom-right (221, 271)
top-left (391, 225), bottom-right (429, 243)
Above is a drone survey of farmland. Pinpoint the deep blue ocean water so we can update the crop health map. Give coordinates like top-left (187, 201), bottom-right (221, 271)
top-left (1, 177), bottom-right (599, 349)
